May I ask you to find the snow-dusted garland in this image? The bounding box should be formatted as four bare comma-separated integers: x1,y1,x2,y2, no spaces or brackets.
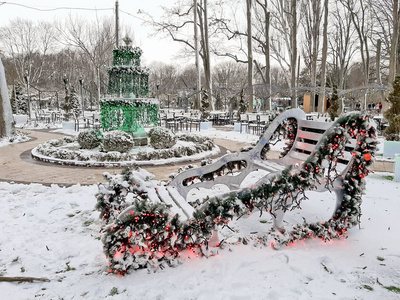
99,98,159,106
107,65,150,76
33,134,215,164
97,113,377,275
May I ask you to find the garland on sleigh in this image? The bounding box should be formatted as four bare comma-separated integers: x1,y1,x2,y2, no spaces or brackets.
96,113,377,275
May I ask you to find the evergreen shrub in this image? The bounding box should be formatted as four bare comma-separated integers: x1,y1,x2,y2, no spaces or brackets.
148,127,176,149
103,130,134,153
77,129,103,149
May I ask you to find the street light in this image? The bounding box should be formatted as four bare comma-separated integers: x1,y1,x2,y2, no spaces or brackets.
23,71,31,119
79,76,84,117
63,74,68,87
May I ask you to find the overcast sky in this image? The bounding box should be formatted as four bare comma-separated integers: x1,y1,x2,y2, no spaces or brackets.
0,0,182,64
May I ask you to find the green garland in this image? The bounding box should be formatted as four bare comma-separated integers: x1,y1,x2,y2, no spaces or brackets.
100,99,159,132
113,46,143,67
97,113,377,275
107,46,149,97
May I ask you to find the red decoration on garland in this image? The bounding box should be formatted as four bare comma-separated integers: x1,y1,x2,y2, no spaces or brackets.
363,153,372,161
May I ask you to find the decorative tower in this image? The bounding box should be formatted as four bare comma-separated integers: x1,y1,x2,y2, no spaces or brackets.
100,37,158,134
107,37,149,98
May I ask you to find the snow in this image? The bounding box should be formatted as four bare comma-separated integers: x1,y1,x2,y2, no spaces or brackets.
197,127,260,144
1,172,400,299
0,131,30,148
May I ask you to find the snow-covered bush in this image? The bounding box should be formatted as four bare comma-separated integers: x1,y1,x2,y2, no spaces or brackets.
135,142,214,161
77,129,103,149
102,131,135,153
148,127,176,149
176,133,214,148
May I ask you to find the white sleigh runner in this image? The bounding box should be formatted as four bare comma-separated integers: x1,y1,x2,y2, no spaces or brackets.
97,109,378,275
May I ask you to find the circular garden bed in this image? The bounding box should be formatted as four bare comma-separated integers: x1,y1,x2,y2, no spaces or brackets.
31,128,219,167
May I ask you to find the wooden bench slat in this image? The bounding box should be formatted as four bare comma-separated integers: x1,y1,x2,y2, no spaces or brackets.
253,159,286,173
299,120,333,130
167,186,196,218
156,185,188,221
288,151,310,161
293,141,317,153
296,130,324,142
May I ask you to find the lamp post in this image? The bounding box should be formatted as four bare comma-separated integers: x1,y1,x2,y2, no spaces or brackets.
63,75,68,88
23,72,31,119
79,76,84,117
56,92,59,111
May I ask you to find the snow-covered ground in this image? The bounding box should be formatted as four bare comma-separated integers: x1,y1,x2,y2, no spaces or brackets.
1,171,399,299
0,131,30,148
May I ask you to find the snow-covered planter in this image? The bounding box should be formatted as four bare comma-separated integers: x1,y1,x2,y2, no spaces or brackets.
13,114,28,125
77,129,103,149
149,127,176,149
383,140,400,158
62,121,75,130
136,133,214,161
32,132,218,166
136,142,213,161
200,121,212,130
103,131,134,153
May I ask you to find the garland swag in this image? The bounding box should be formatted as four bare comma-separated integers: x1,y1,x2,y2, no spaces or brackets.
96,112,377,275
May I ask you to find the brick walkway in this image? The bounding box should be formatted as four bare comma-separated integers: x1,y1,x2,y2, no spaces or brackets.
0,130,248,186
0,129,393,186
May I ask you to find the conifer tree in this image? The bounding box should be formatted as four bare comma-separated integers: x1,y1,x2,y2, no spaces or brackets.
69,86,81,118
237,89,248,120
384,75,400,141
62,85,81,120
200,89,210,121
327,86,340,121
10,85,16,114
11,84,28,115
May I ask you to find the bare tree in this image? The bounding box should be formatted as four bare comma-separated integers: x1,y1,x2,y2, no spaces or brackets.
389,0,399,83
0,19,56,85
341,0,373,90
326,1,356,90
300,0,323,111
254,0,271,86
269,0,298,108
247,0,254,112
140,0,214,108
319,0,328,114
149,62,179,96
57,15,114,103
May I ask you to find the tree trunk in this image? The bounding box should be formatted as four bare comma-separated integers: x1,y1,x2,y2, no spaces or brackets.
194,0,201,109
311,0,321,112
247,0,254,112
0,57,14,138
320,0,329,114
376,39,382,85
265,9,270,85
290,0,297,108
203,0,213,110
389,0,399,83
96,66,101,106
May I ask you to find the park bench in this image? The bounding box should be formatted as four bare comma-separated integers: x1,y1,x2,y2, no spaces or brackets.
162,108,374,231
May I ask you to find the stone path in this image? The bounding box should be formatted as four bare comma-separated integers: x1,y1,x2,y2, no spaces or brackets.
0,130,249,186
0,129,393,186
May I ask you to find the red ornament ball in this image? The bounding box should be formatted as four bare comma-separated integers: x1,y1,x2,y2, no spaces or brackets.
363,153,372,161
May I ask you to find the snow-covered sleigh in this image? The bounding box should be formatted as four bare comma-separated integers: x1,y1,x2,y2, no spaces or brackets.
96,109,377,274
